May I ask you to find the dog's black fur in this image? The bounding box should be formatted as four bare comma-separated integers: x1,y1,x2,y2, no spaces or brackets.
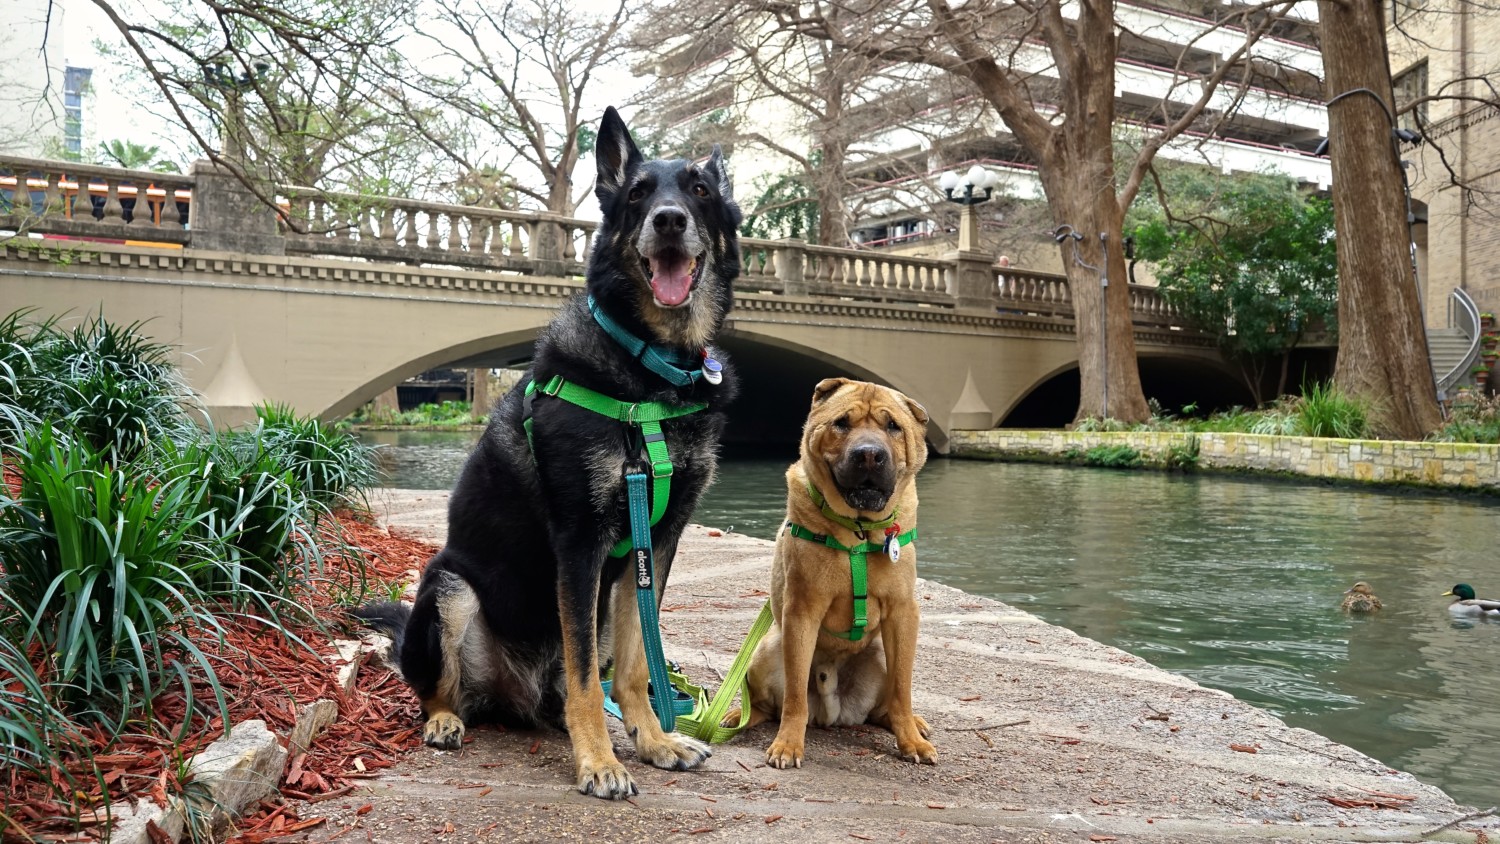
354,107,741,799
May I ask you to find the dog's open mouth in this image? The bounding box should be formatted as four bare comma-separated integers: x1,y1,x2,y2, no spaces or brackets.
641,250,707,308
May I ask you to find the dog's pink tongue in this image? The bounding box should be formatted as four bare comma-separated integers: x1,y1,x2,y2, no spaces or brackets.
648,258,694,306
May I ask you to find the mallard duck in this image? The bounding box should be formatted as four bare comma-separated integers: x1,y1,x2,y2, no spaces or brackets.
1341,581,1383,612
1443,584,1500,617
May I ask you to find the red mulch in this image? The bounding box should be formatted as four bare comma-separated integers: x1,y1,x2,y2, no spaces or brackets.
0,509,437,844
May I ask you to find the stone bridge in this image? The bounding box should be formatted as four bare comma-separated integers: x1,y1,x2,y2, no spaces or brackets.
0,155,1235,452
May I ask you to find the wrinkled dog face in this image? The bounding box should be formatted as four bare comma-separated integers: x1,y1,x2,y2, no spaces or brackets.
802,378,930,514
593,107,743,348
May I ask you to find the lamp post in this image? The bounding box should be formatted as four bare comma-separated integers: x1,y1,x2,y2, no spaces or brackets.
939,164,1000,252
202,60,269,163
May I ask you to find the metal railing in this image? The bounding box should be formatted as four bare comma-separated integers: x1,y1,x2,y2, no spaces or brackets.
1438,287,1483,396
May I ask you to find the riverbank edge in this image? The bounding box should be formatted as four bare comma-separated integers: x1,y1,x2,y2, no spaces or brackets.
949,429,1500,494
319,488,1485,843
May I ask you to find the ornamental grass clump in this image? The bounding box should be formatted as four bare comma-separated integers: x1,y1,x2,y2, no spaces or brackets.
253,403,378,509
0,309,384,825
0,427,242,723
1294,380,1370,440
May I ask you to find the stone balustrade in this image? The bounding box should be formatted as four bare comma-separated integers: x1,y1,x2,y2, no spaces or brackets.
0,154,193,243
1,153,1186,325
279,187,597,274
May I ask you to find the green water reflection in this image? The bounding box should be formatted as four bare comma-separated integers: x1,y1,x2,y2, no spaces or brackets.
361,431,1500,807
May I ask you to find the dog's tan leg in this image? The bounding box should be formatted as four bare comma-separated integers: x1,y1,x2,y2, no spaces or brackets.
559,590,634,799
765,601,820,769
420,698,465,750
610,580,712,770
875,603,936,764
421,581,476,750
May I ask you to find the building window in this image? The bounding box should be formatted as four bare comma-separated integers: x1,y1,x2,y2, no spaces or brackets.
63,66,92,158
1393,61,1427,133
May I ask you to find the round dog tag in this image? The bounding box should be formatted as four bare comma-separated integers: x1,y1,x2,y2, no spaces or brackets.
884,528,901,563
703,355,724,385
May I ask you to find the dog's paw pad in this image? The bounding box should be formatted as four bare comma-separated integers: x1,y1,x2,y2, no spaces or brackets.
900,738,937,765
765,737,804,770
577,759,637,800
423,713,465,750
638,732,712,771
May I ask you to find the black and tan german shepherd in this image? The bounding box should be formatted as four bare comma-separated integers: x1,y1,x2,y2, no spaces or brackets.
354,107,741,799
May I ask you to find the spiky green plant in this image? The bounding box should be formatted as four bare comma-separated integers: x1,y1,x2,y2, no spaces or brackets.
1295,381,1370,439
23,313,200,459
252,404,377,508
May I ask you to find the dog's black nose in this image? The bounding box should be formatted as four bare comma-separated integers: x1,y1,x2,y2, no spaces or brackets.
652,206,688,235
852,444,887,469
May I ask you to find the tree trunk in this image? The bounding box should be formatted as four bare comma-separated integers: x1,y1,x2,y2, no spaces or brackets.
1318,0,1442,438
1042,175,1151,422
814,140,848,247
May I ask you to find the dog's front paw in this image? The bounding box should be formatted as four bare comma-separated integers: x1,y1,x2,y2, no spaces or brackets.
913,713,931,738
765,734,804,769
422,712,465,750
898,735,937,765
635,731,712,771
576,757,638,800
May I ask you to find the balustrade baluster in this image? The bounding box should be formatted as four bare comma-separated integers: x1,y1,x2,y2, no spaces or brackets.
359,206,375,240
424,210,440,250
395,205,413,247
377,206,396,244
9,169,33,217
101,180,123,224
562,223,577,262
42,172,62,220
162,184,185,228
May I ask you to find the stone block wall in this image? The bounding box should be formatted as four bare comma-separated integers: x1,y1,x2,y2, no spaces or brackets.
950,430,1500,492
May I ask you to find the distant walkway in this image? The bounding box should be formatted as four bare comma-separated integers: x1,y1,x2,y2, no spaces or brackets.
297,489,1488,843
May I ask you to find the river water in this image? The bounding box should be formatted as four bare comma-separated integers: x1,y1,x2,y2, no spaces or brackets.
361,430,1500,807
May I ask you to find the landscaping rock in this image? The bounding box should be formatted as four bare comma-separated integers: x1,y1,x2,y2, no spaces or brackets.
288,699,339,757
104,720,285,843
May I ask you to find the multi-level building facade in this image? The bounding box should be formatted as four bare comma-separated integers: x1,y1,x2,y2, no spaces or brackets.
636,2,1332,274
1388,0,1500,326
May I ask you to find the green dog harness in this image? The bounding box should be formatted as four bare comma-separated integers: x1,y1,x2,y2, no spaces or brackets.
523,374,705,558
785,484,917,642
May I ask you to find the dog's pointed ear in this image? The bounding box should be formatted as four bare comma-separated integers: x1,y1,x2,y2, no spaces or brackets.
705,144,733,198
596,106,643,203
812,378,854,407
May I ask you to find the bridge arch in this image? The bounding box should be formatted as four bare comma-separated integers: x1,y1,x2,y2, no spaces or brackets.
716,327,943,449
999,350,1258,427
323,328,544,419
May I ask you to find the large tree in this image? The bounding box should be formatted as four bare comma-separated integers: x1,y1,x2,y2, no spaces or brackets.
1131,169,1338,404
731,0,1307,422
398,0,631,215
89,0,439,215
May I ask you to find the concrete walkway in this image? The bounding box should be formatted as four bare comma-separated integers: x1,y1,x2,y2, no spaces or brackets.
303,489,1492,843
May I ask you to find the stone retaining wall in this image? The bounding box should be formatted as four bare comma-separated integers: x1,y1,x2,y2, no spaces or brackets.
950,429,1500,492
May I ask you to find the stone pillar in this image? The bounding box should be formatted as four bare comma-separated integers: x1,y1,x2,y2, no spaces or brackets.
957,202,981,252
470,369,492,419
775,239,808,296
188,159,285,255
945,247,997,313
